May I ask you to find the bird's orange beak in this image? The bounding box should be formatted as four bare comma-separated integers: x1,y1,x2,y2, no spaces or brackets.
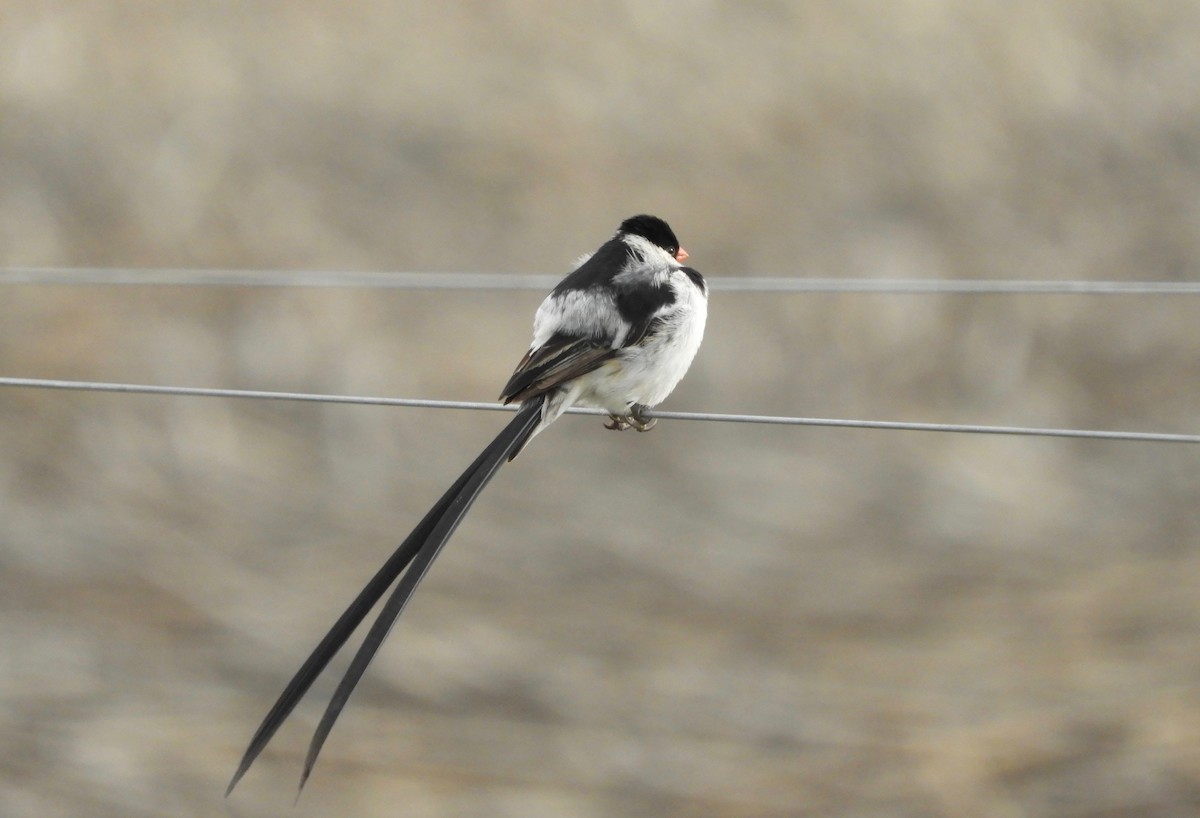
675,247,689,262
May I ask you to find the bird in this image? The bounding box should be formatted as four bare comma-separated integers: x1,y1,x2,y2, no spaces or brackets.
226,214,707,795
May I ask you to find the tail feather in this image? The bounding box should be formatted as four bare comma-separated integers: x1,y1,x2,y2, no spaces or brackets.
227,398,544,797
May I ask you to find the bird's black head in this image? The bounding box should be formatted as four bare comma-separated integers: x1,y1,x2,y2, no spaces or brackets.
619,214,682,259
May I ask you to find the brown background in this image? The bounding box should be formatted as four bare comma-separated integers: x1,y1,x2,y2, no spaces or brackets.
2,3,1199,816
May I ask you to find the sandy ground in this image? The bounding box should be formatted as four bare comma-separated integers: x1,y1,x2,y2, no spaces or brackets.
2,3,1199,816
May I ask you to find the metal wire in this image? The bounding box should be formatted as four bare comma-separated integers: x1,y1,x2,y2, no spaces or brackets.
4,267,1200,294
2,377,1195,444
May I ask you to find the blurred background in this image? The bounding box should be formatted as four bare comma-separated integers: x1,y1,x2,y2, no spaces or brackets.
2,3,1199,816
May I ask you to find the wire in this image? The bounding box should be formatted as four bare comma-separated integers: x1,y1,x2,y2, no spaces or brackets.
3,267,1200,294
2,377,1196,444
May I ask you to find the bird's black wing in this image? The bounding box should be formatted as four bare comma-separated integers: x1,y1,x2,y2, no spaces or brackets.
499,332,616,404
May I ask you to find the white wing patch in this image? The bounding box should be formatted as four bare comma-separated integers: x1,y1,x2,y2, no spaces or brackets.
529,288,631,350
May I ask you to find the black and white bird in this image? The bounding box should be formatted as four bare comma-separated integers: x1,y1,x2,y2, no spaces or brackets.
227,214,707,795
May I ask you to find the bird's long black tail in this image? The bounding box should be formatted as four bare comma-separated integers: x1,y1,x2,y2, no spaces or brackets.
227,397,544,796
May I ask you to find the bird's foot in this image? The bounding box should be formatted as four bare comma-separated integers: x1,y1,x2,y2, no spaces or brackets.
605,414,631,431
605,406,656,432
629,405,657,432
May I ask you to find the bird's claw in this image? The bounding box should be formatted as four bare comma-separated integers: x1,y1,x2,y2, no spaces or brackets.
604,408,657,433
605,414,631,431
631,415,656,432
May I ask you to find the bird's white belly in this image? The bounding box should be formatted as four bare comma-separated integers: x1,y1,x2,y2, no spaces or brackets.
580,287,707,412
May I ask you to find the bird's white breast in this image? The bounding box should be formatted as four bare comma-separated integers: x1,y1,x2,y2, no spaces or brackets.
621,269,707,407
571,268,707,413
